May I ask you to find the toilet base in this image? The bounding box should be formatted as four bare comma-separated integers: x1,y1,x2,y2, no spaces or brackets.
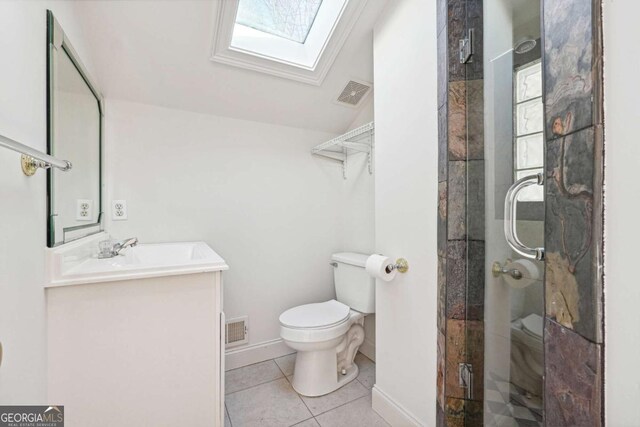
291,351,360,397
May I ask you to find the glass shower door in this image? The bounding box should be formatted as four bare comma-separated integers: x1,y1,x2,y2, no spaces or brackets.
466,0,545,425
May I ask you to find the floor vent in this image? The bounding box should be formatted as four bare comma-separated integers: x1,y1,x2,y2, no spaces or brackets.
225,316,249,348
336,79,372,107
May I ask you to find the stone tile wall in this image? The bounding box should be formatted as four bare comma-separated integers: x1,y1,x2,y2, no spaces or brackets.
435,0,605,424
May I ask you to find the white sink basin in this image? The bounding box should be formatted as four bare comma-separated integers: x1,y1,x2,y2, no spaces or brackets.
47,237,228,287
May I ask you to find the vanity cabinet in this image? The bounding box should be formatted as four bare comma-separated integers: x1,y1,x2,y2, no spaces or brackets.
46,239,227,427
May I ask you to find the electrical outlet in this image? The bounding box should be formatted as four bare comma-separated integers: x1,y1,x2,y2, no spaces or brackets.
76,199,93,221
112,200,128,220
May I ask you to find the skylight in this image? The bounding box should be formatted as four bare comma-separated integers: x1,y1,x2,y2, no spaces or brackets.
236,0,323,44
210,0,365,85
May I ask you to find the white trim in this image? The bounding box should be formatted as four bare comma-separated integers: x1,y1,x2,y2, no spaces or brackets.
225,338,294,371
359,338,376,362
210,0,368,86
372,386,423,427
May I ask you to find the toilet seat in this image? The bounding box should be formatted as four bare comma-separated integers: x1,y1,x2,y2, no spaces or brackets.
521,313,543,340
280,300,350,330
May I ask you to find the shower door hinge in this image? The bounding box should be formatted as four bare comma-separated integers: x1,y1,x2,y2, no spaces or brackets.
459,363,474,400
459,29,474,64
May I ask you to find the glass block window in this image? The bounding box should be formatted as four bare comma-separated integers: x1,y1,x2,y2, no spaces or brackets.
514,61,544,202
236,0,323,44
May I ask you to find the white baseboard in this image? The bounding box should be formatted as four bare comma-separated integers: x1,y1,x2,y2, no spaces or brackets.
225,338,294,371
372,385,422,427
359,338,375,362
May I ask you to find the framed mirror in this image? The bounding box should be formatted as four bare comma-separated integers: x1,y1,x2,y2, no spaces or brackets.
47,10,103,247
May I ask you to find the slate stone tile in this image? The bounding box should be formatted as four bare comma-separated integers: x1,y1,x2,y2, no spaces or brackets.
448,82,466,161
436,402,445,427
466,0,484,80
438,181,448,257
438,256,447,332
467,240,485,321
438,104,448,181
445,320,466,399
467,160,484,240
445,396,465,427
545,126,600,343
447,0,466,81
466,320,484,402
464,399,483,427
466,80,484,160
444,397,482,427
438,31,448,109
437,330,446,409
447,161,466,240
544,319,603,426
446,241,466,320
543,0,593,139
446,81,483,162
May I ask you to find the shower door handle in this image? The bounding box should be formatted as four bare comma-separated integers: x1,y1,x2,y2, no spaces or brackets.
504,173,545,261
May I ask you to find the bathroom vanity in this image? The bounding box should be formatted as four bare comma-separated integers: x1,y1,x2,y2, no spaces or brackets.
45,233,228,427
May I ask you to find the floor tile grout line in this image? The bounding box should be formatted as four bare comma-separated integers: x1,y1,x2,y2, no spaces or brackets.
227,356,378,425
276,356,372,420
225,374,285,396
226,357,290,374
311,393,372,419
274,356,315,421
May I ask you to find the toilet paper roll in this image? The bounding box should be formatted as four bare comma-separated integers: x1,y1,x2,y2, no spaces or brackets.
504,258,540,289
366,254,397,282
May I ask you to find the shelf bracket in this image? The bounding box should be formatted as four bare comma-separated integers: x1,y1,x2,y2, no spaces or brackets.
310,122,375,180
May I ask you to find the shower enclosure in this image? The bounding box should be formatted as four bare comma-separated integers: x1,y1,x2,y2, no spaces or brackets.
479,0,546,424
434,0,605,423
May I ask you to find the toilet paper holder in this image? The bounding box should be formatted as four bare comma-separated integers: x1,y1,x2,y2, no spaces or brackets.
386,258,409,274
492,260,522,280
333,257,409,274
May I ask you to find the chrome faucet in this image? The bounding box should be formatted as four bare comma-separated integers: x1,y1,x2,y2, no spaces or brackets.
98,237,138,258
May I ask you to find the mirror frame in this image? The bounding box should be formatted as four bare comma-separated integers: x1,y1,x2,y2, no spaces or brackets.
46,10,104,247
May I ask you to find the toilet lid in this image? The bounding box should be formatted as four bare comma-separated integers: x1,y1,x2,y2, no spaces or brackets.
521,313,543,338
279,300,350,329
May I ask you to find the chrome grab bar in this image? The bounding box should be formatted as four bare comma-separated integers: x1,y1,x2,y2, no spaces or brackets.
504,173,545,261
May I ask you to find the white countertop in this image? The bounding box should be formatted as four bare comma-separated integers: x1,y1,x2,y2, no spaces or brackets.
46,238,228,288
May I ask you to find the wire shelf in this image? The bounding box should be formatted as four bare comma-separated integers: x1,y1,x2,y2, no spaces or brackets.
311,121,374,179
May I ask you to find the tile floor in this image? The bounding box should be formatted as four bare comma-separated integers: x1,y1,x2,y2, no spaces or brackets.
484,372,543,427
224,352,387,427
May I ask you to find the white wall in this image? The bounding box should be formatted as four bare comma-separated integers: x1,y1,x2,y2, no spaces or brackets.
342,99,376,358
603,0,640,424
372,0,438,425
105,99,376,361
0,1,95,404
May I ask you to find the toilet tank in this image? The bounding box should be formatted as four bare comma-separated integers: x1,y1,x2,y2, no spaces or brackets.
331,252,375,314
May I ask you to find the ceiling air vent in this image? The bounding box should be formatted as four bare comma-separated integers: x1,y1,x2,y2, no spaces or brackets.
226,316,249,348
336,79,372,107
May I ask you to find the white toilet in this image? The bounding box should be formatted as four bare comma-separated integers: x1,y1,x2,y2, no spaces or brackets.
510,312,543,396
279,252,374,397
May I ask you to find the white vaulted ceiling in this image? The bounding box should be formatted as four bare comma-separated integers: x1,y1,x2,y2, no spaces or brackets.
73,0,388,134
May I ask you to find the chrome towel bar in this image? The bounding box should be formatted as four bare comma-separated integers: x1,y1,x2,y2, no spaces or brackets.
0,132,72,175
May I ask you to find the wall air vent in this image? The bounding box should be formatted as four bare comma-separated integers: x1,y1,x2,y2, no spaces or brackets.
336,79,372,107
225,316,249,348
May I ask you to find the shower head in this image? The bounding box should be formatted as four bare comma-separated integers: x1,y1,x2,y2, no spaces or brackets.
514,37,537,54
